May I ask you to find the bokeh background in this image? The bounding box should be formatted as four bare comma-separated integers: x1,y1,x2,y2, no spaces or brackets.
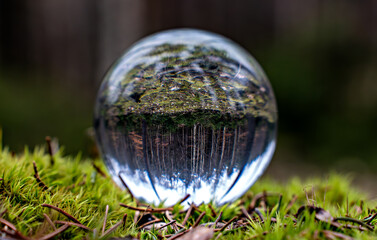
1,1,376,194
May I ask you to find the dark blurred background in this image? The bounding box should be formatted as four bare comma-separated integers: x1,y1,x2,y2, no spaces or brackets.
1,1,376,192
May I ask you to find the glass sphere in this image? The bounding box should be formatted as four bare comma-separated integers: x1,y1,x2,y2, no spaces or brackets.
94,29,277,206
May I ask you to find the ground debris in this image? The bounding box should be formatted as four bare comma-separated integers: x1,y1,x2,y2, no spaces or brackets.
295,205,335,223
176,226,214,240
45,136,56,166
294,205,375,232
120,203,173,213
322,230,354,240
109,237,139,240
32,161,49,191
364,212,377,224
39,225,70,240
92,162,107,178
41,204,82,224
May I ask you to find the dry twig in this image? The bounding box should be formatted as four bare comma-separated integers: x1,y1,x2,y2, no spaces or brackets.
0,209,7,218
55,221,92,231
33,161,49,191
40,224,70,240
182,204,194,226
218,216,237,232
322,230,354,240
249,192,278,211
208,204,217,217
102,205,109,235
192,212,206,228
166,230,189,240
334,217,374,231
138,218,161,229
100,213,127,238
214,211,223,227
170,194,190,207
45,136,54,165
165,210,184,229
0,218,17,231
240,206,252,221
41,204,82,224
120,203,173,213
43,214,56,230
92,162,107,178
285,195,298,213
366,212,377,225
118,172,139,204
156,220,176,230
1,228,31,240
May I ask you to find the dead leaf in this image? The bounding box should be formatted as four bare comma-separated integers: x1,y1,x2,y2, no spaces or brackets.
142,222,166,231
295,205,341,228
314,208,333,223
177,227,214,240
322,230,354,240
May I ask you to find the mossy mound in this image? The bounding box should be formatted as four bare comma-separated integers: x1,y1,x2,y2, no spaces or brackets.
0,143,376,239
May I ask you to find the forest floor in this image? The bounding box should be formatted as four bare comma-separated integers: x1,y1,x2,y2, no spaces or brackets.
0,144,377,240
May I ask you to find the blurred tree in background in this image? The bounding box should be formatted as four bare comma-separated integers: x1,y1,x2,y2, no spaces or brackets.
0,1,376,187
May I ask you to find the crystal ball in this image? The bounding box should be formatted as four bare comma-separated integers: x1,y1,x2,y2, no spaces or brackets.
94,29,277,206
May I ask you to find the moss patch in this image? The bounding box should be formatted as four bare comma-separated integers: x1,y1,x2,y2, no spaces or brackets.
0,145,376,239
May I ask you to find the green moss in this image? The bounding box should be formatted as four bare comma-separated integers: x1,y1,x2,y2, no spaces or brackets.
100,43,276,127
148,44,187,56
0,144,376,239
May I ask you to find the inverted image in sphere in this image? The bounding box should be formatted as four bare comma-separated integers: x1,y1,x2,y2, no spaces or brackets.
94,29,277,206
